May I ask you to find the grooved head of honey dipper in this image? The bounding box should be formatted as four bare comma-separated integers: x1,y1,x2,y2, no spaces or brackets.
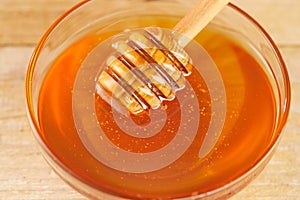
95,27,194,115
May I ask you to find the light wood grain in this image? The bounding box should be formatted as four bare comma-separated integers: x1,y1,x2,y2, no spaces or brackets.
0,0,299,199
173,0,230,46
0,0,79,46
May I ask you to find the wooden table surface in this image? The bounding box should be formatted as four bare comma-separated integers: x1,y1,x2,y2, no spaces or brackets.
0,0,299,199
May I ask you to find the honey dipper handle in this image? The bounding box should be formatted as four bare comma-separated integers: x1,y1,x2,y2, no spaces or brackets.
173,0,230,47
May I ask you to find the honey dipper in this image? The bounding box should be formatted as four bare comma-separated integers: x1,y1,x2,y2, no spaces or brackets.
96,0,230,114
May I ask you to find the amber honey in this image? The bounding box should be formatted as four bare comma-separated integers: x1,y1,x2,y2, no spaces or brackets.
37,16,276,199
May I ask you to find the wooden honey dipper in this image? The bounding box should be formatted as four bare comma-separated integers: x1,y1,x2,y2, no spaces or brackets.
96,0,230,114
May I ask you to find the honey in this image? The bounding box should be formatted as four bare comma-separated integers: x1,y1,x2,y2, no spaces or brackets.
37,16,276,199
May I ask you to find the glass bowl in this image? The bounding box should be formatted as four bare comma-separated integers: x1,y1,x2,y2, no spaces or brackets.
25,0,291,199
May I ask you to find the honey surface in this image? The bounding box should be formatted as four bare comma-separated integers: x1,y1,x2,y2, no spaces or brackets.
38,16,276,199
